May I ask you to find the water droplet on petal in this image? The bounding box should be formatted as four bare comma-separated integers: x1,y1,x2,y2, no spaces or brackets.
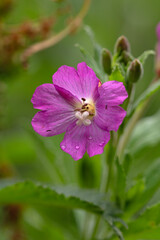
75,145,80,150
61,145,66,150
88,136,92,140
99,141,105,147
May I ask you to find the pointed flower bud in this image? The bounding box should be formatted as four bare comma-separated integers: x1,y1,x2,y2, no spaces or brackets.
127,59,143,83
155,23,160,78
114,36,130,56
102,48,112,75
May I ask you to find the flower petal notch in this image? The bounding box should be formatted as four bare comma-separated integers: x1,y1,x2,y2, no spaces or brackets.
31,62,128,160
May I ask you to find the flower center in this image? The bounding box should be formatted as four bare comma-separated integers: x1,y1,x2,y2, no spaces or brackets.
75,98,95,126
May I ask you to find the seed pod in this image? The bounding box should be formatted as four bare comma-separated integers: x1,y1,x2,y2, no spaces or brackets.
102,48,112,75
127,59,143,83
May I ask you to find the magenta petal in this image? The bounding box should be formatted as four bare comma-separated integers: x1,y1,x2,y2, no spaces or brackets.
54,84,81,106
60,123,87,160
86,122,110,157
52,62,99,100
77,62,99,100
98,81,128,106
52,65,82,97
31,108,75,137
31,83,74,110
95,105,126,132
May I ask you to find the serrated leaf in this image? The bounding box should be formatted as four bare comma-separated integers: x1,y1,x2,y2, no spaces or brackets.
109,64,125,83
0,180,114,215
138,50,155,65
75,43,104,80
131,80,160,114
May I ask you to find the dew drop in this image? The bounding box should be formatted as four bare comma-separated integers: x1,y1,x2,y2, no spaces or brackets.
61,145,66,150
75,145,80,150
88,136,92,140
99,141,105,146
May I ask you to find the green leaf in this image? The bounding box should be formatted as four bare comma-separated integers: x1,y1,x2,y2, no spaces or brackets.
138,50,155,65
124,228,160,240
115,158,126,208
124,158,160,218
123,153,132,176
147,187,160,207
0,180,113,215
131,80,160,114
123,203,160,239
128,111,160,153
109,63,125,83
83,25,102,64
105,217,125,240
75,43,104,80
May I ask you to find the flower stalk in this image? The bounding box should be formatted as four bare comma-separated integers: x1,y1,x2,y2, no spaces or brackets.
116,99,149,161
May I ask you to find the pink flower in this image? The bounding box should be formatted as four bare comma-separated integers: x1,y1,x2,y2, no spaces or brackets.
31,62,128,160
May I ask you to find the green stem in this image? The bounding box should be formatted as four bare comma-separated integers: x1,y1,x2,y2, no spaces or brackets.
89,216,101,239
116,100,149,161
105,133,115,193
90,134,115,240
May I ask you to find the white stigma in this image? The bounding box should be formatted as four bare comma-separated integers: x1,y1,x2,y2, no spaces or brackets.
75,111,91,126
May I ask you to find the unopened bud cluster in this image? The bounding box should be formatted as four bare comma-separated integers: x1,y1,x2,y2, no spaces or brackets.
101,35,144,85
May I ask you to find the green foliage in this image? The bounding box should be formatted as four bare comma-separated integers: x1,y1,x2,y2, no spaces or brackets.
115,158,126,208
0,180,106,214
123,204,160,239
109,63,125,82
75,43,104,80
138,50,155,65
131,80,160,114
128,111,160,153
84,25,102,65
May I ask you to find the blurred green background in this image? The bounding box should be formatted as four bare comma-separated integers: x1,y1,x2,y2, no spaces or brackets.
0,0,160,239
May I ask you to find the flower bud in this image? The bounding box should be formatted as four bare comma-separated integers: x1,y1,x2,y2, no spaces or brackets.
102,48,112,75
114,36,130,56
127,59,143,83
